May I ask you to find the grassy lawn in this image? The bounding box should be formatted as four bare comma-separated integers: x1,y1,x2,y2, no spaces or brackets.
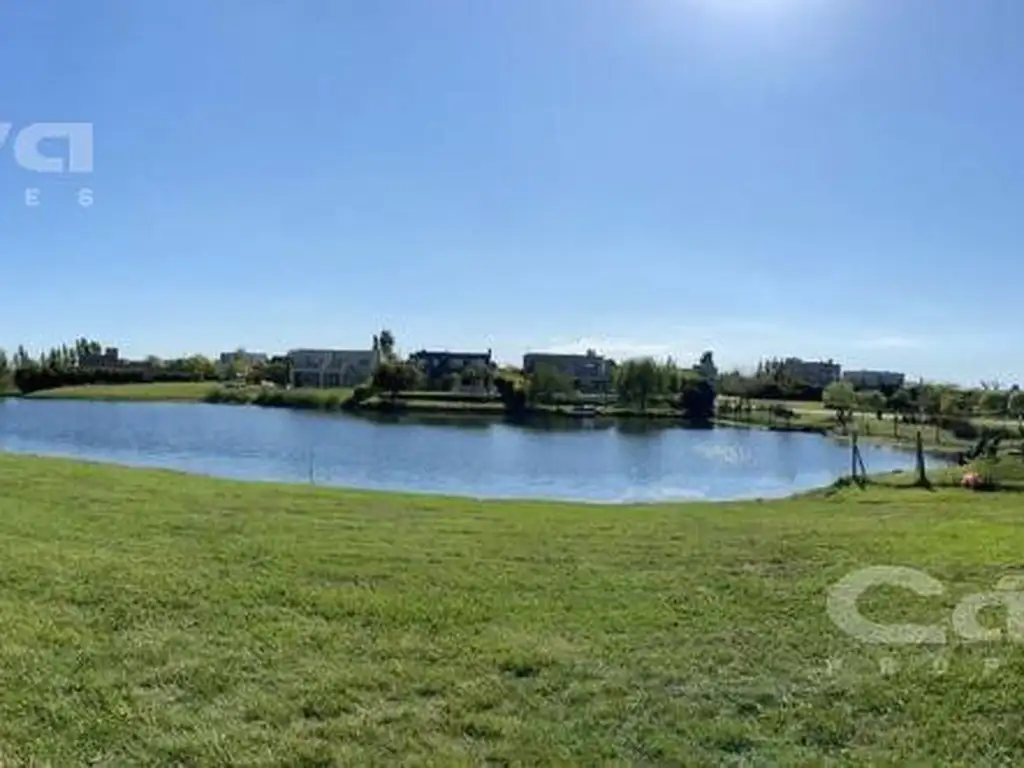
1,454,1024,763
26,381,219,402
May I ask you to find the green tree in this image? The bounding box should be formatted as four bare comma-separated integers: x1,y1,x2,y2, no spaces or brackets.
979,389,1009,417
178,355,217,380
858,389,887,419
823,381,857,432
527,364,575,405
378,329,396,362
372,359,422,399
662,357,682,395
0,349,9,390
615,358,664,411
1008,390,1024,424
939,388,967,424
679,374,716,422
495,373,527,413
696,350,717,381
14,345,31,369
248,357,290,387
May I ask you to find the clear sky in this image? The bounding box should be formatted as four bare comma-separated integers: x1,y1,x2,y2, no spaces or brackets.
1,0,1020,384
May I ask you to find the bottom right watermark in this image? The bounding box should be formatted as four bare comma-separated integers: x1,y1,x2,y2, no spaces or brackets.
825,566,1024,677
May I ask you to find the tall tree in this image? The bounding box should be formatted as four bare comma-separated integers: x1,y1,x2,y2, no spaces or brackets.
526,364,575,405
979,389,1009,417
1008,390,1024,425
823,381,857,432
615,358,663,411
378,329,396,361
372,359,421,399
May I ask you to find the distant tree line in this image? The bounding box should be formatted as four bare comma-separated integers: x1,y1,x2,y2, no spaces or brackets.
492,352,717,422
717,358,835,402
360,330,718,420
0,338,291,394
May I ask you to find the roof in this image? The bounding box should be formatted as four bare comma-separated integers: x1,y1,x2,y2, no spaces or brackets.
523,351,609,362
288,349,376,370
287,348,373,357
411,350,491,359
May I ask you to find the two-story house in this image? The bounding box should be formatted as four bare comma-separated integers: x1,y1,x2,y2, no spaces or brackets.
842,369,906,390
408,349,495,382
779,358,842,388
287,348,381,388
521,349,616,394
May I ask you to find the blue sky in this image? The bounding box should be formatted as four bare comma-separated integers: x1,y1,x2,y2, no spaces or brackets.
0,0,1021,384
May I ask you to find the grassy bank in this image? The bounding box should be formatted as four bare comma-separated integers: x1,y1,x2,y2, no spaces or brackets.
719,398,1024,457
204,385,355,411
0,453,1023,763
26,381,219,402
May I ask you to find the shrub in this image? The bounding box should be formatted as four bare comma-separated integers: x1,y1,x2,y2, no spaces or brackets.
204,387,253,405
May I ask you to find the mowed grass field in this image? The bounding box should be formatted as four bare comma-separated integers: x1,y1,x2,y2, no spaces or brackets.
26,381,219,402
1,454,1024,763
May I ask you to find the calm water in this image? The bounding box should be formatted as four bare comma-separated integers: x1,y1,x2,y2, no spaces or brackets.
0,399,923,502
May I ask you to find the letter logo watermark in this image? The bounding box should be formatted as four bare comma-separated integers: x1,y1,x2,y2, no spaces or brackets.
827,566,1024,645
827,566,947,645
0,121,93,208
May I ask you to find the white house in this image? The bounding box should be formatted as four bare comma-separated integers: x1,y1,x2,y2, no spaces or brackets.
287,348,380,388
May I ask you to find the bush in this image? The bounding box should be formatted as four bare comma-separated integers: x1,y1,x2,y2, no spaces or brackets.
204,387,253,405
252,388,350,411
15,366,205,395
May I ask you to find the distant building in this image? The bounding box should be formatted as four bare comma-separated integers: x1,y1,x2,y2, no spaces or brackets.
843,370,906,390
80,347,122,368
219,350,268,368
522,350,616,393
408,349,494,381
288,348,380,388
780,358,842,387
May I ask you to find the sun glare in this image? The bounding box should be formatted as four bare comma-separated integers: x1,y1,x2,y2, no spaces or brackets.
703,0,823,22
641,0,847,51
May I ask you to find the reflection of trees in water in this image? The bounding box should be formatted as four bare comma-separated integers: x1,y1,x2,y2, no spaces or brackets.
355,412,495,431
614,420,712,437
509,415,617,434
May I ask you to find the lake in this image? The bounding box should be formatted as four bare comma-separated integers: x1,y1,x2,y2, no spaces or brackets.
0,399,925,502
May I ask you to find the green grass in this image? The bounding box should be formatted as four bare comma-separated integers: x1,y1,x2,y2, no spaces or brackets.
720,398,1024,458
2,453,1024,763
26,381,219,402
